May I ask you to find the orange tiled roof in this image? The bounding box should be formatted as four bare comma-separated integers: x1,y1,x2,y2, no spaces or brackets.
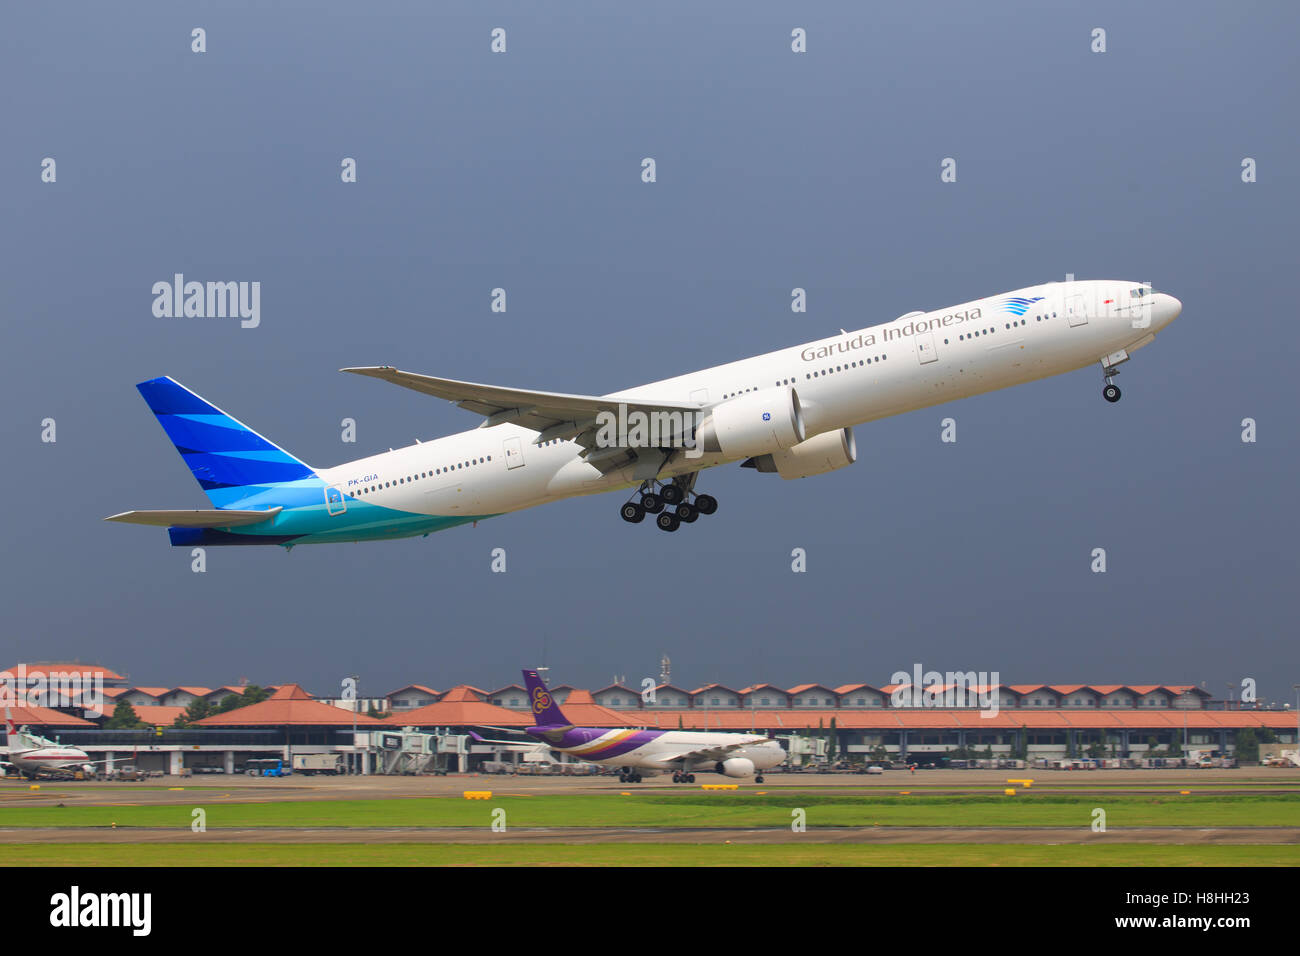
169,686,211,696
126,687,170,698
603,709,1298,732
6,704,96,727
4,663,126,681
384,685,528,727
387,684,440,698
195,686,384,727
131,705,185,726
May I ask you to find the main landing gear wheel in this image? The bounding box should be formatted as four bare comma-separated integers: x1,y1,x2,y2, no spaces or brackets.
622,477,716,529
755,775,765,783
1103,383,1122,403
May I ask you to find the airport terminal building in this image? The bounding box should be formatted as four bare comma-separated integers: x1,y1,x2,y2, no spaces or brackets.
4,662,1296,774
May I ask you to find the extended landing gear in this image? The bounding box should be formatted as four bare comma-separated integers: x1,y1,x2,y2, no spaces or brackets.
620,477,719,531
1099,352,1128,403
618,771,643,783
671,772,696,783
755,775,764,783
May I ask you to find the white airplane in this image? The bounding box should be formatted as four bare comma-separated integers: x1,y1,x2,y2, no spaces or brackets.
107,279,1181,544
519,670,785,783
4,711,96,779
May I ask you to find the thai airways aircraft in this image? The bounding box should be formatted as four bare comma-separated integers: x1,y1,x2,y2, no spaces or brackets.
4,711,95,779
520,670,784,783
107,280,1180,545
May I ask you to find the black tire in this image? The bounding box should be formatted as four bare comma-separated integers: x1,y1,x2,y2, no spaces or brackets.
641,493,664,514
687,774,695,783
1103,384,1121,403
694,494,718,515
676,502,697,523
755,775,764,783
661,484,683,505
620,501,645,523
656,511,680,532
618,773,626,783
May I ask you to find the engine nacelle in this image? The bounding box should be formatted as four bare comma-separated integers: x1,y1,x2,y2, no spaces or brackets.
717,757,756,778
744,427,857,480
697,387,805,459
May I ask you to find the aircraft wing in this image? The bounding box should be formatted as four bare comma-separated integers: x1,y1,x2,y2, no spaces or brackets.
103,507,283,528
341,366,703,471
648,738,768,765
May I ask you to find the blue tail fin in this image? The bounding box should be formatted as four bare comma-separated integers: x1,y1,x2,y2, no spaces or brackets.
522,669,570,726
136,377,316,506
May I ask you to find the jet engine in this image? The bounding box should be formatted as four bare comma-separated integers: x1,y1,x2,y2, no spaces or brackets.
717,757,756,778
696,387,805,459
742,427,856,479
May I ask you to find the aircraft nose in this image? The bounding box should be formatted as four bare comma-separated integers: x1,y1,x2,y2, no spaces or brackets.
1158,293,1182,327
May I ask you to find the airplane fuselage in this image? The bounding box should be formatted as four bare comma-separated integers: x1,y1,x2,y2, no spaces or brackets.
527,725,785,777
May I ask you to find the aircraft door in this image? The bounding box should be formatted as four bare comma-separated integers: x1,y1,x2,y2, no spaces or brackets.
503,436,525,470
1065,294,1088,327
915,330,938,364
324,485,346,516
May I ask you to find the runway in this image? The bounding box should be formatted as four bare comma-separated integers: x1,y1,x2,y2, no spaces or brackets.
2,825,1297,845
3,767,1296,809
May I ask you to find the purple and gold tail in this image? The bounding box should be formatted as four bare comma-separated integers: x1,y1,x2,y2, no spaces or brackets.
522,669,570,727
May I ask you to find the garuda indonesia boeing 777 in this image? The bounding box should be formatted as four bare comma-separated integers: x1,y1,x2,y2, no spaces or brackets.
107,280,1181,546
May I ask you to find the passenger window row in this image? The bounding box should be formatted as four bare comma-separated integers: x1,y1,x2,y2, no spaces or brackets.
351,455,493,498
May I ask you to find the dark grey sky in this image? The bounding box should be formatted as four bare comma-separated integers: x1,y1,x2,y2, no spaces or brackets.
3,2,1296,703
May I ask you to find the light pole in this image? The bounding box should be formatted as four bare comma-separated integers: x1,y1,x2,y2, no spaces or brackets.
350,674,359,776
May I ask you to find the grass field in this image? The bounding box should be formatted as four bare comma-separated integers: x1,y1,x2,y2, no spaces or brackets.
3,791,1299,829
1,842,1297,866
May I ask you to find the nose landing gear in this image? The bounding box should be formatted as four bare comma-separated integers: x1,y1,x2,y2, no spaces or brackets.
1099,351,1129,403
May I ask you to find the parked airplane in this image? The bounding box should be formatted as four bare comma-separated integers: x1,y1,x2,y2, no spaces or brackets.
4,711,96,779
107,279,1180,545
519,669,784,783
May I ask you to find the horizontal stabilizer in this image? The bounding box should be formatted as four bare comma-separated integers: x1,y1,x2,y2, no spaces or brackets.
104,507,283,528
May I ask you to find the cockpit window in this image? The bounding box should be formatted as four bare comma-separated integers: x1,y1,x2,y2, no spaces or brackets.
1129,287,1152,298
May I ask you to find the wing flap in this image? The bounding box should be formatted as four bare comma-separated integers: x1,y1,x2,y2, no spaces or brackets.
104,507,283,528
